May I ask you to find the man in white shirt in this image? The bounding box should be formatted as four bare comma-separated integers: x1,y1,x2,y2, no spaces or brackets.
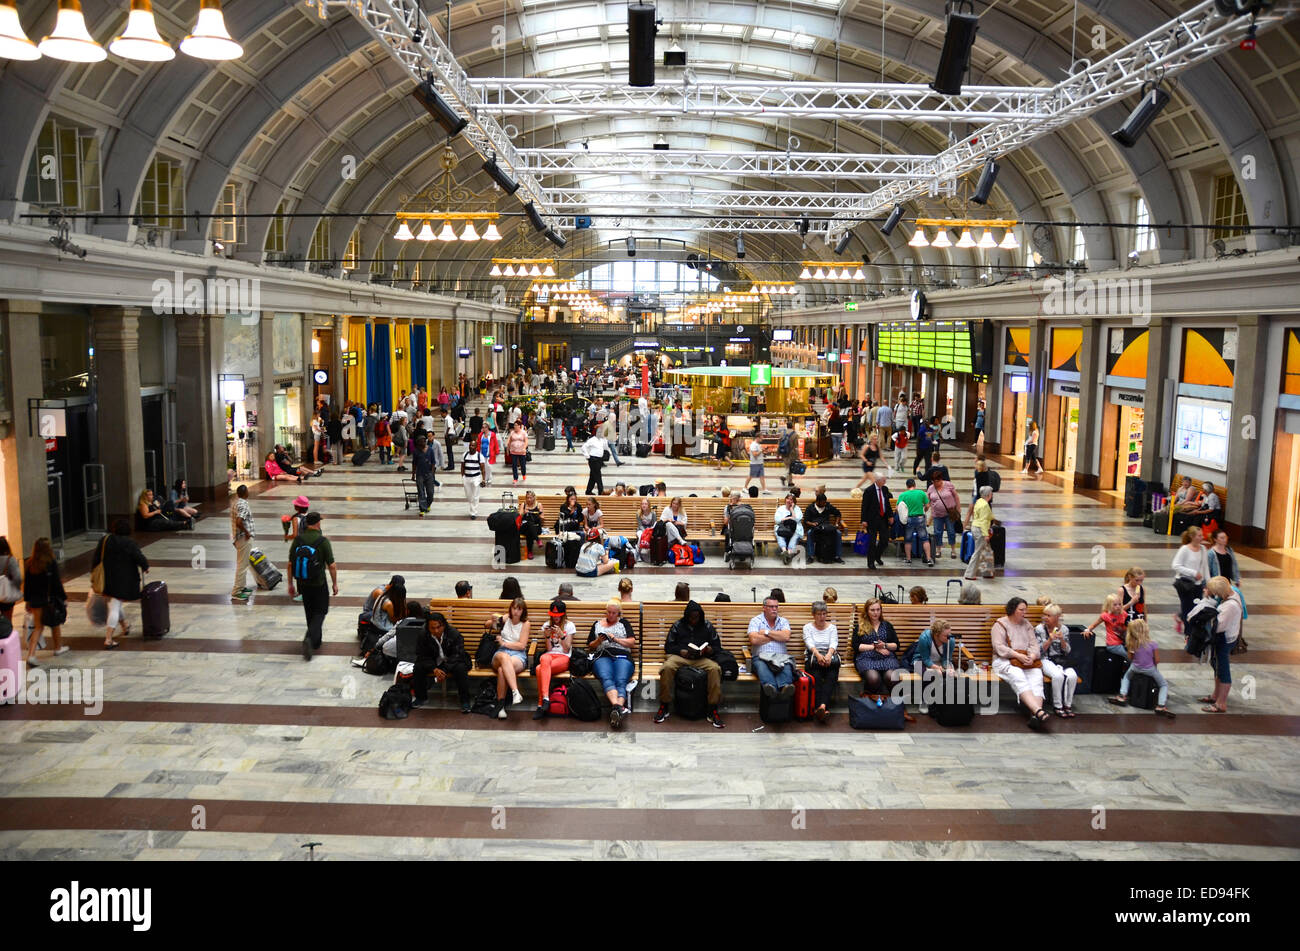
582,432,609,495
747,597,795,699
460,442,488,519
875,401,893,431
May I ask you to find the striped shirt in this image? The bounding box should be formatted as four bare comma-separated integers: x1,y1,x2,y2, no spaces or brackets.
462,447,486,479
231,497,254,539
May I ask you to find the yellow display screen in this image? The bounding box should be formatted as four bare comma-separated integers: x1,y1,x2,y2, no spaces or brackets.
876,322,974,373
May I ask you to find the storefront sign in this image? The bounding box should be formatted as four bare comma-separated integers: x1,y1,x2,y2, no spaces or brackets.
729,336,751,343
840,353,851,364
750,364,773,385
1009,375,1029,394
457,348,472,358
844,302,858,312
1052,381,1081,397
44,438,57,453
1109,389,1145,407
633,341,658,348
481,336,496,345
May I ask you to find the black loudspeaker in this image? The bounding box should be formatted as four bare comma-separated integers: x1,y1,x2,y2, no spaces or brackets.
628,5,657,87
931,5,979,96
523,201,546,232
880,203,904,236
972,158,1000,205
412,79,467,137
1111,84,1171,148
834,232,852,256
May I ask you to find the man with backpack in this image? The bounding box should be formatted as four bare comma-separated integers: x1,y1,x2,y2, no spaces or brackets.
411,436,439,516
287,512,338,660
653,600,725,729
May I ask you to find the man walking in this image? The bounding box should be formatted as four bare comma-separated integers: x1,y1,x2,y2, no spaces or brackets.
859,471,894,571
778,419,799,487
582,429,609,496
897,477,933,567
287,512,338,660
230,483,254,603
461,437,488,519
411,435,438,517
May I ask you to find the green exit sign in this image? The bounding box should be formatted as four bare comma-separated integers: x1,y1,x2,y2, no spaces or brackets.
481,335,496,345
749,364,772,385
844,302,858,312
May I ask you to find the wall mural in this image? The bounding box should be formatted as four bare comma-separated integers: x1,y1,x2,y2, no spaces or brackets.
221,314,259,379
273,313,303,376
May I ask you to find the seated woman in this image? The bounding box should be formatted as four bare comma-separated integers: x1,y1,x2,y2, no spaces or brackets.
532,600,575,719
136,489,188,531
1035,603,1079,717
852,598,901,693
490,597,531,719
168,479,200,522
575,528,619,578
1155,476,1198,524
583,496,605,536
660,496,688,547
519,491,545,560
363,575,407,639
555,487,583,534
992,597,1050,730
275,445,321,477
264,452,304,484
773,493,804,564
635,497,657,532
802,600,840,723
588,599,637,728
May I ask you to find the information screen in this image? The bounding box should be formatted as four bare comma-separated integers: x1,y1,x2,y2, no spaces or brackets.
1173,396,1231,471
875,321,975,373
771,329,794,341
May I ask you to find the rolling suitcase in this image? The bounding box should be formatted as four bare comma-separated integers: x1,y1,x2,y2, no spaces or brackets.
635,443,651,457
960,530,975,564
140,580,170,638
351,449,371,466
651,533,669,566
543,434,556,451
1092,646,1128,695
249,548,282,591
793,671,816,720
674,664,709,720
545,536,567,569
990,523,1006,567
1126,671,1159,709
0,628,20,704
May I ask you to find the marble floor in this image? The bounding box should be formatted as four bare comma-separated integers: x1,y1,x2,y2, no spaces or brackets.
2,402,1298,860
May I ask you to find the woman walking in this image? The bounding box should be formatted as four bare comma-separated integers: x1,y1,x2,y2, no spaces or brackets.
92,519,150,650
22,537,66,666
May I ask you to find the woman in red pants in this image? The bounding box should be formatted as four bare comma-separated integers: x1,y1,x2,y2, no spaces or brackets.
532,600,575,719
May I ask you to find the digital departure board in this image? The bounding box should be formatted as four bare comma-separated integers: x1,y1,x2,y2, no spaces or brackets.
875,321,975,373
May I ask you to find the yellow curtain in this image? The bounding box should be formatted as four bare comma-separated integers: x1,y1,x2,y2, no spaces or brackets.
393,320,410,409
347,317,367,405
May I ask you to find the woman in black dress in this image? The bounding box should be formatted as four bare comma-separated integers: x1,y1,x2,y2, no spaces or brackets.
852,598,901,693
23,537,66,666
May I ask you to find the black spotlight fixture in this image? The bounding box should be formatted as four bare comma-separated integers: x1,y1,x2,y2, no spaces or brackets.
523,201,546,232
1111,81,1172,148
798,216,810,237
881,203,904,236
412,77,467,138
735,235,746,259
628,4,657,87
931,0,979,97
545,228,567,249
627,236,637,257
972,157,1000,205
685,253,698,270
834,232,853,256
482,154,520,195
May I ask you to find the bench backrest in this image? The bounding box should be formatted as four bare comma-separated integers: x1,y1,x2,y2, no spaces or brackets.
531,494,872,536
1169,474,1227,510
425,599,640,668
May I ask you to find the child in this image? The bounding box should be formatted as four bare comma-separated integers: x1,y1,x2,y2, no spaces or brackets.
891,426,909,472
1108,618,1175,717
1083,593,1128,658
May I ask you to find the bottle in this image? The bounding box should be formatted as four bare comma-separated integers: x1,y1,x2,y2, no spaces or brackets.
709,519,717,536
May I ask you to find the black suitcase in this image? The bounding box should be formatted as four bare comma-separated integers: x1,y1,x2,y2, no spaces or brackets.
848,694,906,730
1061,625,1095,695
674,664,709,720
249,548,282,591
543,434,556,451
141,580,170,638
487,510,522,564
635,443,651,457
928,675,975,726
564,537,582,568
650,533,669,566
990,523,1006,567
1092,646,1129,695
759,687,794,724
1127,671,1159,709
812,528,838,564
351,449,371,466
545,536,566,568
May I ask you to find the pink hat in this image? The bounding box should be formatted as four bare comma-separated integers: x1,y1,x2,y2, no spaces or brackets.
294,495,310,509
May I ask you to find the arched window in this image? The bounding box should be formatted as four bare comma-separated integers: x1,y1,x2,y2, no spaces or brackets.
579,261,720,293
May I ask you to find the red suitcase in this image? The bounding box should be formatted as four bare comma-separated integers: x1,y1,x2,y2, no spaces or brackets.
0,629,21,704
141,580,170,638
793,670,816,720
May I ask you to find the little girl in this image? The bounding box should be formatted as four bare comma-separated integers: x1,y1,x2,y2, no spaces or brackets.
1107,618,1176,718
1084,594,1129,659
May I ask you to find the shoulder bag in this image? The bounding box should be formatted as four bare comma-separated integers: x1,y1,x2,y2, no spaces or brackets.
90,537,109,595
0,556,20,603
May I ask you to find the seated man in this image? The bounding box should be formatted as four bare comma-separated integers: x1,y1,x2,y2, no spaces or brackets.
748,596,796,699
412,610,472,713
653,600,725,728
801,492,845,563
274,444,322,478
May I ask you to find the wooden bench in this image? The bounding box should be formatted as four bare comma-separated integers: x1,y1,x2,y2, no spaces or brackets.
1158,475,1227,534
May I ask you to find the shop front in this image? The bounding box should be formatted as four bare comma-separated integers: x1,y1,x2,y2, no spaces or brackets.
1267,326,1300,549
1042,327,1081,476
1098,327,1152,493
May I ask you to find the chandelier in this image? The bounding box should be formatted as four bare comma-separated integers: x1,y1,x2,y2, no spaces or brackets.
490,258,556,278
799,262,868,281
905,218,1019,250
393,146,501,243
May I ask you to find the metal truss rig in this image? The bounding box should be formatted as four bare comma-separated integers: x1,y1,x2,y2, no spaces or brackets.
468,78,1056,123
544,186,919,214
528,149,931,180
305,0,557,229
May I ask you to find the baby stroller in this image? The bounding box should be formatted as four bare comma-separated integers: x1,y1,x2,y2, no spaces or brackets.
726,504,756,570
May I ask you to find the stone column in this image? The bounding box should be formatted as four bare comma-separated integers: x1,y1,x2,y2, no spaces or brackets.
174,315,227,503
1074,318,1103,490
1139,315,1172,486
1225,315,1268,545
0,301,52,556
257,312,276,463
332,315,345,399
91,306,147,521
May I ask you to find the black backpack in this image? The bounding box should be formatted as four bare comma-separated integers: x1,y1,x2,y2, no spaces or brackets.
363,648,395,676
565,679,602,721
713,648,739,681
987,469,1002,492
378,684,411,720
470,680,500,717
1184,602,1217,657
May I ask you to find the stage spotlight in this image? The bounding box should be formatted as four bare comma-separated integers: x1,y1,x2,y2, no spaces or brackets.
523,201,546,232
412,77,467,138
627,236,637,256
834,232,853,256
545,228,567,249
972,157,999,205
931,0,979,96
798,216,810,237
482,154,520,195
880,204,904,237
735,235,746,259
1111,81,1171,148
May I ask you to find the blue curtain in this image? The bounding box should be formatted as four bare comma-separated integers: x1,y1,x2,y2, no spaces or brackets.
365,321,377,408
411,323,427,393
372,321,392,411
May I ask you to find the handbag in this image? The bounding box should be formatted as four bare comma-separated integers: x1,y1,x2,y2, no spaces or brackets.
475,623,501,669
90,537,108,595
45,597,68,628
0,557,20,603
853,531,870,556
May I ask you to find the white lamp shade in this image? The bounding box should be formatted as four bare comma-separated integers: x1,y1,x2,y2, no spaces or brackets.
931,229,952,248
503,264,515,276
180,0,242,61
40,1,106,62
813,268,825,280
489,264,501,276
543,264,556,277
416,221,436,241
483,222,501,241
999,230,1019,250
436,221,457,241
529,264,542,277
908,228,929,248
460,221,480,241
956,229,977,248
393,222,414,241
978,229,998,249
109,1,175,61
799,267,811,279
853,268,866,280
0,3,42,60
839,268,853,280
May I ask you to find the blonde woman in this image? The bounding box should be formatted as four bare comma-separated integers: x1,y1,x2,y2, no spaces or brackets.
1108,618,1175,717
660,496,688,547
1035,603,1079,717
1022,421,1043,474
